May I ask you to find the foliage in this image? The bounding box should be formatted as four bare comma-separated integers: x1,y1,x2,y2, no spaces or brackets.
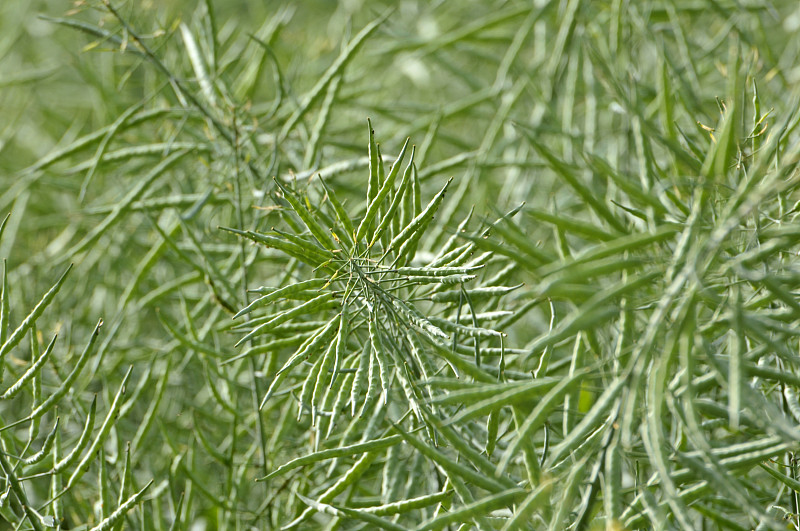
3,0,800,529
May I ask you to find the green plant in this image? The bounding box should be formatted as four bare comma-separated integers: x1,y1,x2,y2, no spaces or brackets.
0,214,152,529
222,125,526,528
3,0,800,529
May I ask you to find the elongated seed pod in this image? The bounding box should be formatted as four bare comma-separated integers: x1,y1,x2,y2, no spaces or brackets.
370,148,415,247
411,158,421,217
327,371,355,438
319,176,356,245
417,488,528,531
350,340,371,416
369,318,391,404
312,333,338,423
87,480,153,531
0,264,72,361
359,345,379,417
259,434,403,481
391,298,448,339
315,382,339,444
419,405,506,483
434,208,474,262
427,243,473,268
332,298,349,386
375,143,386,188
395,265,483,277
273,178,337,250
357,139,410,243
51,427,63,523
223,335,309,365
66,367,133,490
235,293,337,346
381,443,400,502
427,316,503,338
117,443,132,509
431,284,523,304
429,379,553,407
220,227,332,269
299,351,325,421
52,396,97,473
27,320,102,422
1,334,58,399
21,418,59,466
438,244,475,268
386,177,452,259
260,318,339,408
485,410,499,457
404,274,476,286
235,278,327,318
396,362,423,421
293,493,406,531
392,425,508,493
367,119,380,207
400,175,453,265
400,165,414,234
282,451,380,530
363,488,453,516
0,213,8,245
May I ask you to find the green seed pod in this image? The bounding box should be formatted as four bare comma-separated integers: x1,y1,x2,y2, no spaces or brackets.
357,139,410,243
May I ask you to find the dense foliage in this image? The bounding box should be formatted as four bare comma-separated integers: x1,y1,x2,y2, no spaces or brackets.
3,0,800,529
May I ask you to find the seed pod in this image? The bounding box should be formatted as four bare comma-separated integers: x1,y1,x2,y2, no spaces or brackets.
236,278,327,318
260,318,339,408
431,284,523,304
350,341,371,416
369,318,391,403
357,139,410,243
53,396,97,473
386,177,452,262
273,178,338,250
1,334,58,400
235,292,337,346
319,176,356,246
370,146,415,247
311,339,337,424
326,371,355,438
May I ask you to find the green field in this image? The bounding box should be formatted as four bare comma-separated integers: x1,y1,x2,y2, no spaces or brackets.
2,1,800,529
